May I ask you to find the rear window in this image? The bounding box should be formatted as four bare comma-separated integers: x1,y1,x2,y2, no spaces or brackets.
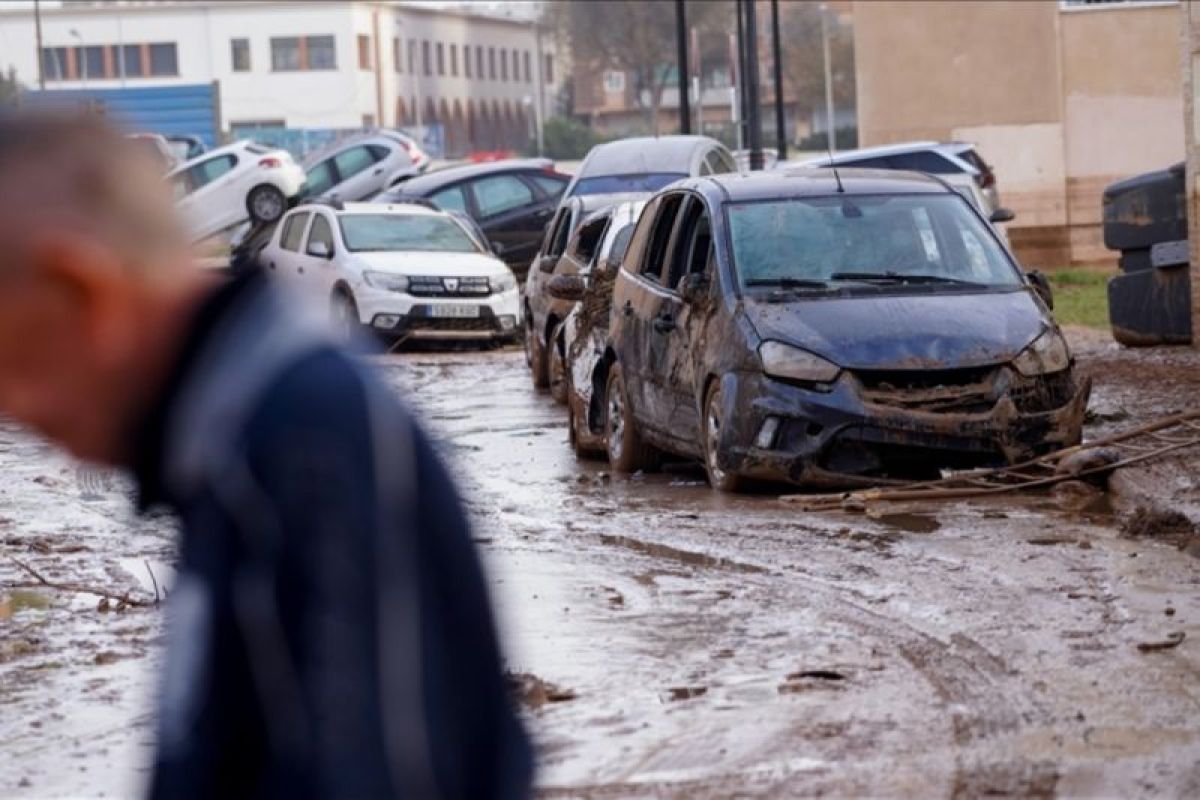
245,143,273,155
338,213,480,253
886,151,961,174
572,173,687,196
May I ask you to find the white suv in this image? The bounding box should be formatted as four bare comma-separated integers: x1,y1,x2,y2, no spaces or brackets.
302,131,431,202
261,201,521,342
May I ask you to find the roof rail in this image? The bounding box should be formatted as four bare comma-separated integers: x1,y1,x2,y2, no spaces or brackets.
298,195,344,211
382,196,440,211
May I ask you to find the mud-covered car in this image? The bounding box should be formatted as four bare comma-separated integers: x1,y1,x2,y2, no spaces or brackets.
591,169,1090,491
543,200,647,449
524,193,642,393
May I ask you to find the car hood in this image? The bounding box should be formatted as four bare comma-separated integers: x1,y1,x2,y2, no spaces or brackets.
352,251,509,276
743,289,1048,370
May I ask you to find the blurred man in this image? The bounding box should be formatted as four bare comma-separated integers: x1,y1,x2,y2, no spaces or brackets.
0,112,531,799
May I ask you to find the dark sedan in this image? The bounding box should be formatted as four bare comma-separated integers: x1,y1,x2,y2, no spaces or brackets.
563,135,736,199
374,158,570,275
588,169,1090,491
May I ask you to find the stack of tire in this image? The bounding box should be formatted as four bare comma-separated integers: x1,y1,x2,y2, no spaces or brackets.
1102,162,1192,345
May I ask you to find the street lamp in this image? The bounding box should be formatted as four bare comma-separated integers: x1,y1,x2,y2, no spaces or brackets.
69,28,87,88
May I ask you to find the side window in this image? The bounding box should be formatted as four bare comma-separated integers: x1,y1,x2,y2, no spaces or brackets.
704,149,735,175
887,151,960,174
837,156,891,170
306,214,335,256
664,198,711,290
366,144,392,161
606,222,636,266
531,173,568,199
187,154,237,192
547,209,572,258
471,174,534,217
568,217,608,265
618,196,661,273
280,212,310,252
431,185,468,214
640,194,686,284
305,159,337,196
333,146,376,181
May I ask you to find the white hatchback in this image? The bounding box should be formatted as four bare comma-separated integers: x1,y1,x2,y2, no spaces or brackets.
169,140,306,242
261,201,521,342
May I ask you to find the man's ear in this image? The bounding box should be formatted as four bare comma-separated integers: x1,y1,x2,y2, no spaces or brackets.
29,234,138,363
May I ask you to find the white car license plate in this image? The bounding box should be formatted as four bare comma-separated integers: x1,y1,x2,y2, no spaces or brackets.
429,305,480,319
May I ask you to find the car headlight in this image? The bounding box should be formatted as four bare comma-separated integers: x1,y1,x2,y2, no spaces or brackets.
363,271,409,293
758,341,841,384
490,273,517,293
1012,330,1070,376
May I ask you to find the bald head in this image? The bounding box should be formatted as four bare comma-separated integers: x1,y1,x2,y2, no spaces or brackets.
0,111,187,280
0,111,214,463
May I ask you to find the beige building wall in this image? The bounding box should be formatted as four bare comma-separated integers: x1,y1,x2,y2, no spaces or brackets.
853,0,1184,268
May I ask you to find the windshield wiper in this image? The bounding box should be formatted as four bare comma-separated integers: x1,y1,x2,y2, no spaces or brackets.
745,277,828,289
830,271,979,286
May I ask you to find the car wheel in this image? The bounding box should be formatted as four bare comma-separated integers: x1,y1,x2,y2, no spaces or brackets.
703,383,745,492
247,184,286,224
330,291,360,344
548,324,568,405
528,322,550,390
605,363,657,473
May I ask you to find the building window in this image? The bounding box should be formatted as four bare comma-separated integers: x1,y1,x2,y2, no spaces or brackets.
476,45,484,79
523,50,531,83
603,70,625,94
436,42,444,76
450,43,457,77
544,53,554,83
408,39,416,73
73,45,105,79
422,40,431,76
1060,0,1178,7
148,43,178,75
393,37,401,73
357,34,371,70
120,44,142,76
464,44,471,77
231,38,250,72
271,35,335,71
488,47,496,80
512,49,520,83
499,48,507,81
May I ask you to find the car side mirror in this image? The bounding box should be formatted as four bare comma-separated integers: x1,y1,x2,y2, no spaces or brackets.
679,272,711,304
538,254,559,274
989,207,1015,224
1026,270,1053,310
547,273,587,302
308,240,333,259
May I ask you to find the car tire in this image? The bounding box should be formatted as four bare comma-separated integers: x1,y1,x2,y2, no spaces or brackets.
703,383,745,493
247,184,287,224
548,324,568,405
605,363,657,473
330,291,360,344
528,320,550,390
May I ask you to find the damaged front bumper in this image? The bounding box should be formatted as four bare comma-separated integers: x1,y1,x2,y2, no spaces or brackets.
720,365,1092,489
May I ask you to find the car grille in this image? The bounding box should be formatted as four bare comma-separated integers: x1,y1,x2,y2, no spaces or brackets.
406,317,497,332
407,276,492,298
855,366,999,414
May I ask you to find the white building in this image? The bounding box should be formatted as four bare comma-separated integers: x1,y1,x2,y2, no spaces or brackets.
0,0,560,156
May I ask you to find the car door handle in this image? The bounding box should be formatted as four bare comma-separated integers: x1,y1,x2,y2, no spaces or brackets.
653,314,676,333
373,167,384,176
298,267,305,274
622,301,633,317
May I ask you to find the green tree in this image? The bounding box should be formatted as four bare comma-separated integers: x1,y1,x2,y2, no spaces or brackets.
548,0,730,135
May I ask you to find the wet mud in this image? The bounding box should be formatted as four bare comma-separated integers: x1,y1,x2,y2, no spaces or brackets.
3,331,1200,797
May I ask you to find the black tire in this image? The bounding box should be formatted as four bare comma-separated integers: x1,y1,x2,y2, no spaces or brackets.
702,383,745,492
604,364,657,473
330,291,360,344
548,323,568,405
528,319,550,390
247,184,286,224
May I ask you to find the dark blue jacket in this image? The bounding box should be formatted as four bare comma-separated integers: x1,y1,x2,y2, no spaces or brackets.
133,273,531,799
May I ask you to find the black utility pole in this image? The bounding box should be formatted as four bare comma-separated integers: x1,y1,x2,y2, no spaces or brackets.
34,0,45,90
770,0,786,161
675,0,691,134
742,0,763,170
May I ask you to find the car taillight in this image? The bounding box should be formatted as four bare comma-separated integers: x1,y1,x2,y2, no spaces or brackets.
259,157,282,168
978,166,995,189
396,140,412,153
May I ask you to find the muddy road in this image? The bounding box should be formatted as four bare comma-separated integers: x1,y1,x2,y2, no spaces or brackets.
3,331,1200,797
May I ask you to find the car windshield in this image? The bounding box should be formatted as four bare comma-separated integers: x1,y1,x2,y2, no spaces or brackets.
338,214,480,253
572,173,687,196
725,194,1019,291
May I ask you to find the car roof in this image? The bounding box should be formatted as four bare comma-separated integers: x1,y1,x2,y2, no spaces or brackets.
577,135,721,177
318,201,443,217
681,168,954,202
391,158,556,194
562,191,648,214
793,140,979,167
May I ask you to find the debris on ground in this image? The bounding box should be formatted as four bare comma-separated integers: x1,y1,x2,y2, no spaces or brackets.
507,672,578,709
1121,505,1197,545
1136,632,1185,653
